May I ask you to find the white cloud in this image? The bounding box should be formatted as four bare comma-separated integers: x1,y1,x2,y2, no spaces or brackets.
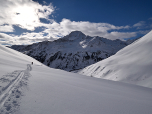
18,32,54,42
0,18,136,45
105,31,137,40
138,30,151,35
0,0,54,31
0,15,138,45
0,33,12,39
43,18,133,40
0,25,14,32
0,32,55,46
133,21,146,29
0,33,15,46
133,20,152,30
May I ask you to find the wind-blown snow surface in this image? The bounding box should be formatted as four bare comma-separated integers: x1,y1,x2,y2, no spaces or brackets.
1,45,152,114
78,30,152,88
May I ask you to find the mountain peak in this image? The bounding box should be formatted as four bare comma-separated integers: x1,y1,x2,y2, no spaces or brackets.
56,31,86,42
59,31,86,41
68,31,86,40
69,31,85,36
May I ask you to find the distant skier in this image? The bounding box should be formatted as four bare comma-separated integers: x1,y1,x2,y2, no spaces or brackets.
31,62,33,65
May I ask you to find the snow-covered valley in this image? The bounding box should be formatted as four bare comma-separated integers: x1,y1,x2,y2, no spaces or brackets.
1,34,152,113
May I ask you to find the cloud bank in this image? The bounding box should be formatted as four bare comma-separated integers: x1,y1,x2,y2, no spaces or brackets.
44,18,135,40
0,0,151,45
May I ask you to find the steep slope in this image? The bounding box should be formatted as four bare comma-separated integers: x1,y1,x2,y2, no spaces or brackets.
78,30,152,88
11,31,128,71
1,44,152,114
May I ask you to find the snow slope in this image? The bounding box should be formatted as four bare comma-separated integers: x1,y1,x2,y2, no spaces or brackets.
78,30,152,88
0,45,41,76
1,44,152,114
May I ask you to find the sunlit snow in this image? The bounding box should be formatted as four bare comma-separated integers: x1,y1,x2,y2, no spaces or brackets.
0,39,152,113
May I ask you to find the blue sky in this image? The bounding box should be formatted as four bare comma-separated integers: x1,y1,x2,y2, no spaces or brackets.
0,0,152,45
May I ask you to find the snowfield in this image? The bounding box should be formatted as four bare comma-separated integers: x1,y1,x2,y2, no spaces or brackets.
78,30,152,88
0,43,152,113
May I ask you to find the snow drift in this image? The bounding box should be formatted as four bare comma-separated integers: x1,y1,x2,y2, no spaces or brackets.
78,30,152,88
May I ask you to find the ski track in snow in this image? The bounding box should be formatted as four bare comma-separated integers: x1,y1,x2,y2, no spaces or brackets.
0,64,32,113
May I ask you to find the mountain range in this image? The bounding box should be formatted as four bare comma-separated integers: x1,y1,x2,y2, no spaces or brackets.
11,31,135,71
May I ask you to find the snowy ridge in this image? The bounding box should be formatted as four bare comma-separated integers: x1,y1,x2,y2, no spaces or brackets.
11,31,129,71
78,30,152,88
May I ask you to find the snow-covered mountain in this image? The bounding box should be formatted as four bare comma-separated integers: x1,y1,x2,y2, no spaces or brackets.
1,42,152,114
78,30,152,88
11,31,129,71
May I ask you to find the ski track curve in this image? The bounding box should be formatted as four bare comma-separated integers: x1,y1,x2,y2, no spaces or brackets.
0,64,32,111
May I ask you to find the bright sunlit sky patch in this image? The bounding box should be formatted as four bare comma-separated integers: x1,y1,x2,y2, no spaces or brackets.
0,0,152,45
